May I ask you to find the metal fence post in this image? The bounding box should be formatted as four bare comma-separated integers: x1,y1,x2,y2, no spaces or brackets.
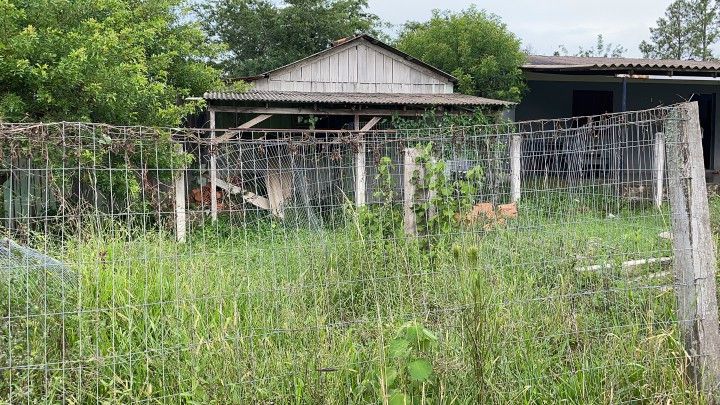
667,101,720,399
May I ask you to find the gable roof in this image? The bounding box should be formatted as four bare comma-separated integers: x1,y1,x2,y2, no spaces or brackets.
523,55,720,76
241,34,458,84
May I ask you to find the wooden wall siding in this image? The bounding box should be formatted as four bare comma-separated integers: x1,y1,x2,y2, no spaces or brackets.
252,40,454,94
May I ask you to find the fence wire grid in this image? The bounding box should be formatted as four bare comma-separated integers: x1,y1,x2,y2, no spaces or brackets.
1,104,718,403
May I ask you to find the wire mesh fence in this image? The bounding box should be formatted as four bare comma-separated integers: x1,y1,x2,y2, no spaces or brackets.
1,103,719,403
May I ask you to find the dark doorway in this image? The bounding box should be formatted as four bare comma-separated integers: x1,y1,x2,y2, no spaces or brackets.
690,93,716,169
572,90,614,117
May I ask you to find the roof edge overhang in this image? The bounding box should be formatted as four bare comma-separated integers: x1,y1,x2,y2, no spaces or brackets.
523,66,720,77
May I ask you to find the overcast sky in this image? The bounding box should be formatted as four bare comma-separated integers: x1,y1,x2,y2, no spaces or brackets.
368,0,675,57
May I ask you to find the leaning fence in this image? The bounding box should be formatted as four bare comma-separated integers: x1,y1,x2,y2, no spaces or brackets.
1,102,719,403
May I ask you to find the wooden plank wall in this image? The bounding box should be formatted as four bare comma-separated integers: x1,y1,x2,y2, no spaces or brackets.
252,39,454,94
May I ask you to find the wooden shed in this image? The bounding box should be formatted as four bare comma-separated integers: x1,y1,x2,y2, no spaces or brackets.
195,34,512,223
203,34,512,132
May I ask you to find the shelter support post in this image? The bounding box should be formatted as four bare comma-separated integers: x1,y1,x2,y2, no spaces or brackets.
353,115,381,207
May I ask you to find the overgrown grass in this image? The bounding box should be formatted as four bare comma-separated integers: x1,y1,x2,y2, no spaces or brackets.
1,193,716,403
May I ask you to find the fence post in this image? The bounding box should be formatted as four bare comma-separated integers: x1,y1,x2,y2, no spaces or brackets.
510,134,522,203
209,109,218,222
174,143,187,243
667,101,720,399
403,148,420,236
354,115,366,207
654,132,666,208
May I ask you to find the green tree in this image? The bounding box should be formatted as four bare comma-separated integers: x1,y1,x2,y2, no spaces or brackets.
201,0,381,77
556,35,626,58
395,7,525,102
689,0,719,60
0,0,223,126
640,0,719,60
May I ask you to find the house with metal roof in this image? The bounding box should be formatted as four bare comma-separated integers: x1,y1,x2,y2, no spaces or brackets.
203,34,511,132
516,55,720,171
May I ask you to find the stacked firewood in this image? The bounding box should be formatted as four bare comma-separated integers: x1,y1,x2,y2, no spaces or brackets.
191,185,225,210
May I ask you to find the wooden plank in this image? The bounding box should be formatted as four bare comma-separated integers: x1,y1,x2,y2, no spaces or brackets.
338,49,349,82
174,144,187,243
654,132,666,208
209,109,218,222
403,148,421,236
510,134,522,202
266,171,292,219
360,116,381,133
374,52,383,83
212,177,271,211
329,53,339,83
667,101,720,399
349,46,358,83
213,114,272,144
576,257,672,273
357,45,368,83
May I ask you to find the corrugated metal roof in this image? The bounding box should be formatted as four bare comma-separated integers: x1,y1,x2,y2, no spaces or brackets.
524,55,720,74
238,34,458,83
203,90,512,106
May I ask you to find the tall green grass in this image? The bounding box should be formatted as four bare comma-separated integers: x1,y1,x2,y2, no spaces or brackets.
1,194,713,403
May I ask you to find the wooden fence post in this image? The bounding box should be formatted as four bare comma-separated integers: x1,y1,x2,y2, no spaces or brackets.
209,109,218,222
403,148,420,236
354,115,366,207
654,132,666,208
174,143,187,243
510,134,522,203
667,101,720,399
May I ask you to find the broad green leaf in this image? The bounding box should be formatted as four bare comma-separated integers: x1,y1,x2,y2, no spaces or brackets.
388,338,411,359
383,367,398,388
388,391,408,405
407,359,433,381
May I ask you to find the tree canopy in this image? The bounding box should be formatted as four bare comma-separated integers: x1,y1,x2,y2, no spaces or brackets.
640,0,720,60
556,35,626,58
394,7,525,102
0,0,224,126
201,0,381,78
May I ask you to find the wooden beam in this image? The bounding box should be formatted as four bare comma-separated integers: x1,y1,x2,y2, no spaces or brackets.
212,177,271,211
206,106,447,117
359,116,382,133
213,114,273,144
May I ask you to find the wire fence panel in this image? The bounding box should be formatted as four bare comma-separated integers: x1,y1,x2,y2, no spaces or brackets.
1,103,718,403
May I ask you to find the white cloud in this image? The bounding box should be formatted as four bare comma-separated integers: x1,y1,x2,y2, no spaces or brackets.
368,0,674,57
